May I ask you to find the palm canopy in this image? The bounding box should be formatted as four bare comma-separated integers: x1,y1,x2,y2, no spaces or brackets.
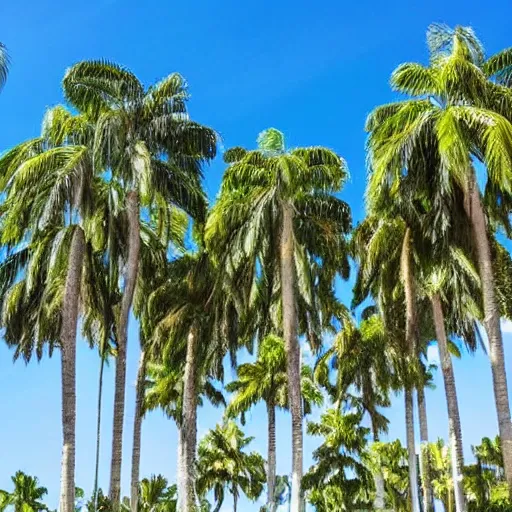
196,421,266,512
206,128,351,352
225,334,323,420
137,475,177,512
0,471,48,512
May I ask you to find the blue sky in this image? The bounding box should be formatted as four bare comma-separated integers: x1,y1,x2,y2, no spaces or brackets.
1,0,512,510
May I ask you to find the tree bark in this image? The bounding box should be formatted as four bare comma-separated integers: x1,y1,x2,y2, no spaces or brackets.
59,227,85,512
130,348,147,512
371,425,385,510
110,190,141,505
93,356,105,512
176,426,184,512
182,326,199,512
463,172,512,495
431,294,467,512
233,486,238,512
417,386,434,512
405,390,421,512
267,401,277,512
280,201,303,512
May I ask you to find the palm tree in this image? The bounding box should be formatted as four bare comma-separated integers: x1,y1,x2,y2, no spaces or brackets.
196,421,266,512
138,475,177,512
302,409,373,512
206,128,351,511
315,314,393,510
0,42,8,89
0,472,48,512
226,334,323,511
429,439,455,512
62,61,216,505
366,24,512,491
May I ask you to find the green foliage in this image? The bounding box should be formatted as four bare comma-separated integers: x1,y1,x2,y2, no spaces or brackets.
0,471,49,512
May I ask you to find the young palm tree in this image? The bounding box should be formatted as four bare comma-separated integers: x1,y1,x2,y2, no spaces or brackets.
196,421,266,512
225,334,323,511
315,314,393,510
62,61,216,505
138,475,177,512
366,25,512,490
302,409,373,512
429,439,455,512
206,128,351,511
0,472,48,512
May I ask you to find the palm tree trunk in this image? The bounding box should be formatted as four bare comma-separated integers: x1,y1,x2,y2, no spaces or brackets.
464,172,512,494
176,425,184,512
182,326,198,512
401,227,421,512
267,401,277,512
280,201,303,512
130,348,147,512
417,386,434,512
110,190,141,505
405,390,421,512
59,227,85,512
431,293,467,512
371,425,385,510
93,355,105,512
233,486,238,512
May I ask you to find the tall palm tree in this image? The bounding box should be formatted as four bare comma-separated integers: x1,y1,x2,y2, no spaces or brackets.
206,128,351,511
302,409,373,512
366,24,512,491
196,421,266,512
0,472,48,512
62,61,216,505
315,314,393,510
226,334,323,511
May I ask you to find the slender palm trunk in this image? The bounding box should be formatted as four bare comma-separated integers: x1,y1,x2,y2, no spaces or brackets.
93,356,105,512
176,426,184,512
130,348,147,512
280,202,303,512
267,401,277,512
405,390,420,512
233,486,238,512
431,294,466,512
417,386,434,512
464,172,512,494
371,424,385,510
110,190,141,505
60,227,85,512
182,326,198,512
401,227,420,512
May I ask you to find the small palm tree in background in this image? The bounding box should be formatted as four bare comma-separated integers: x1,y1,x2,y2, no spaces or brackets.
196,421,266,512
0,471,48,512
226,334,323,512
138,475,177,512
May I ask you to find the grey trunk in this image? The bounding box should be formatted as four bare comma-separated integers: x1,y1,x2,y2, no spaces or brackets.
280,202,303,512
182,327,198,512
93,356,105,512
405,390,420,512
417,386,434,512
233,486,238,512
110,190,141,505
130,348,147,512
267,401,277,512
59,227,85,512
371,426,385,510
464,172,512,495
176,426,184,512
431,294,467,512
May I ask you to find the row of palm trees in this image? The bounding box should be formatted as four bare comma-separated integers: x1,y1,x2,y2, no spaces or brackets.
3,21,512,512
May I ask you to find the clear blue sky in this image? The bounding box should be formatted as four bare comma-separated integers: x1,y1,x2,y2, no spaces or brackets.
1,1,512,510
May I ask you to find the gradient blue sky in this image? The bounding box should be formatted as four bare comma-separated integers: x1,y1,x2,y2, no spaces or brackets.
1,0,512,510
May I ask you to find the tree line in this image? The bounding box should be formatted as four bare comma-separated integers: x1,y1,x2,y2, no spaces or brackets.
2,21,512,512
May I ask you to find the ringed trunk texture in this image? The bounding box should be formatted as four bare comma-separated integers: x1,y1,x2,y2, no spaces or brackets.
110,190,141,505
182,326,199,512
431,294,467,512
401,228,420,512
371,426,385,510
417,386,434,512
267,401,277,512
59,227,85,512
464,172,512,494
130,348,147,512
405,390,421,512
280,202,303,512
93,356,105,512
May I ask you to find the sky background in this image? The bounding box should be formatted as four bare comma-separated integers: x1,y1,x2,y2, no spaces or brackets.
1,1,512,510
